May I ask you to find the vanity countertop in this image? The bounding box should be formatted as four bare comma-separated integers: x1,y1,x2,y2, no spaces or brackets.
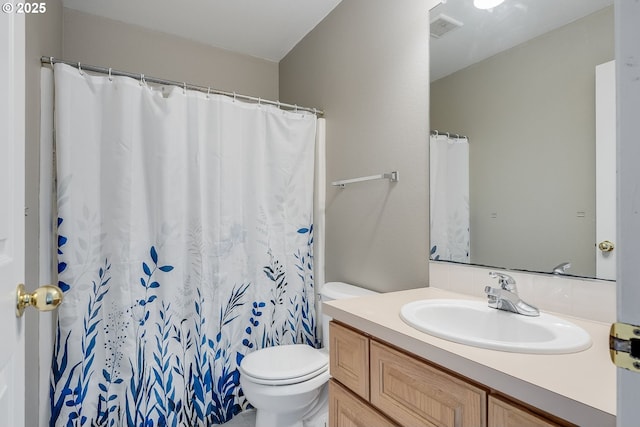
323,286,615,427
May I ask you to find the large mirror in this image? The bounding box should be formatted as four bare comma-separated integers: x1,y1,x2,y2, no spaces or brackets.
429,0,615,280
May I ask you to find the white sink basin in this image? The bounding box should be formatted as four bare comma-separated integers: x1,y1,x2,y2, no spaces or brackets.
400,299,592,354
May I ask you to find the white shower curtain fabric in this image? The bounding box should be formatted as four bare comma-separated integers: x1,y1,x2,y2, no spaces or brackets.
51,63,318,426
430,134,470,263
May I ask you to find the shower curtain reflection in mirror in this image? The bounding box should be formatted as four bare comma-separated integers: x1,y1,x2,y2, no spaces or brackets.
430,133,470,263
49,63,320,426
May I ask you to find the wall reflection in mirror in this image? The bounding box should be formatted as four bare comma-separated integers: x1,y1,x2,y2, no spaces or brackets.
429,0,615,280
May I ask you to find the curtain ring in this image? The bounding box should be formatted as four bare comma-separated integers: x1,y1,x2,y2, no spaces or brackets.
108,68,113,82
140,74,146,86
313,108,317,116
258,97,262,107
207,87,211,99
233,92,236,102
294,104,298,113
78,62,84,75
49,56,54,66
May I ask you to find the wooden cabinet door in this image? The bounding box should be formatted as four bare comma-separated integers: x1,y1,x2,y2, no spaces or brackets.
370,340,486,427
330,322,370,400
329,380,398,427
489,395,569,427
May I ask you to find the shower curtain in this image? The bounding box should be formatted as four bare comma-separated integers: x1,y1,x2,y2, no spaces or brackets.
50,63,318,427
429,134,470,263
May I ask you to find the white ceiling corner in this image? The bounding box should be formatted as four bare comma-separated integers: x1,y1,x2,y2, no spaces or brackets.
430,0,613,81
61,0,343,62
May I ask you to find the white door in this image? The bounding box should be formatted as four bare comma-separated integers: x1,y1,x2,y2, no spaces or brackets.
0,9,26,427
595,60,616,281
616,1,640,425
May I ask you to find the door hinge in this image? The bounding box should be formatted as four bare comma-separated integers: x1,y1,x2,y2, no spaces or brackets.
610,322,640,372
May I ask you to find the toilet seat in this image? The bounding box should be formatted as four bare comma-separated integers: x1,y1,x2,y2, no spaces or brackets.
241,363,327,386
240,344,328,386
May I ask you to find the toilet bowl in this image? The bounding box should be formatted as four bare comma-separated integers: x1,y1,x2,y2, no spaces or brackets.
239,345,330,427
238,282,378,427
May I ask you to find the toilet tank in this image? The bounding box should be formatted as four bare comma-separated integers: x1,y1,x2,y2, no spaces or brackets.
319,282,378,348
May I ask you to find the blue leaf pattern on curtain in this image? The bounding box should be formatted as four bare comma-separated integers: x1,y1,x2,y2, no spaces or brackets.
50,63,318,426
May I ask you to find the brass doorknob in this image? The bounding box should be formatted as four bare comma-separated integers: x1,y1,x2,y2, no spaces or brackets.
598,240,615,253
16,284,63,317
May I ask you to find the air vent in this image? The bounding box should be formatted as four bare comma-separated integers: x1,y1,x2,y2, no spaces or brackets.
430,13,463,39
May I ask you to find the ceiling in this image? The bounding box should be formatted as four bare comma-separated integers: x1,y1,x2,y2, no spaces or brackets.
430,0,613,81
62,0,343,62
61,0,613,72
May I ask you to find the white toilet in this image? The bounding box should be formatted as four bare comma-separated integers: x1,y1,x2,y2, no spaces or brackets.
239,282,378,427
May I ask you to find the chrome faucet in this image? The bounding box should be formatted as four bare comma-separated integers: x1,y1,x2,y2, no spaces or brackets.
484,272,539,317
552,262,571,275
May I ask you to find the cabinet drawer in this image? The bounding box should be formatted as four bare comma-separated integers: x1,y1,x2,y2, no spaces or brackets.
329,380,399,427
330,322,370,400
489,395,571,427
370,340,487,427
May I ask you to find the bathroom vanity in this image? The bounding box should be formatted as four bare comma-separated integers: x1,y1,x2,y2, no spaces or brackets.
323,287,615,427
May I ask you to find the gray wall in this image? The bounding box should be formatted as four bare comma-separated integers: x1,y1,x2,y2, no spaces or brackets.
63,8,279,100
25,3,62,285
280,0,432,292
431,7,614,277
25,2,63,426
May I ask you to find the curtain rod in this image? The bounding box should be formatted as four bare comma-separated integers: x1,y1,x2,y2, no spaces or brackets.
431,130,468,140
41,56,324,116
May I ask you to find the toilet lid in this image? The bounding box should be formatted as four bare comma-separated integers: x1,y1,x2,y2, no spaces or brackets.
241,362,328,386
240,344,328,383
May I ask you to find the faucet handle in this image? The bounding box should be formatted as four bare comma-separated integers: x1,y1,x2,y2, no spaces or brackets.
489,272,516,291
